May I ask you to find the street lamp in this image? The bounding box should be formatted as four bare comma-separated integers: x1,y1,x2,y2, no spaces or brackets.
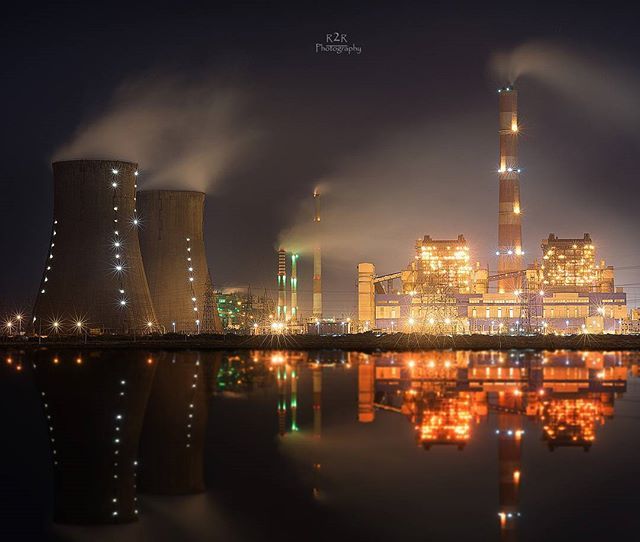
172,321,176,333
408,318,415,332
5,320,13,337
196,319,201,334
15,314,23,335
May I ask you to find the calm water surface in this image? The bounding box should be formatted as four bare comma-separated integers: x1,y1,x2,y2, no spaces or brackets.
1,349,640,541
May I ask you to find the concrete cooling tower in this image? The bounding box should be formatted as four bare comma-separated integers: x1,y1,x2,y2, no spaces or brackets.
137,190,222,333
32,160,157,334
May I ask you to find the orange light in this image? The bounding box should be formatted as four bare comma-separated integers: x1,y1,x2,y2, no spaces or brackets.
76,357,82,365
6,357,12,365
16,365,22,372
147,358,153,365
53,357,59,364
513,470,521,483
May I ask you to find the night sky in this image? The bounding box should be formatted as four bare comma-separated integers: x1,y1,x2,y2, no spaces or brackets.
2,2,639,317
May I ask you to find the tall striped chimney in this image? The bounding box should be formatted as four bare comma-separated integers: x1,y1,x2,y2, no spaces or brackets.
313,190,322,319
277,248,287,321
497,86,523,293
290,253,299,323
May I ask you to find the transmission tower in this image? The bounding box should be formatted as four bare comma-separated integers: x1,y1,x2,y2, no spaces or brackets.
201,278,218,333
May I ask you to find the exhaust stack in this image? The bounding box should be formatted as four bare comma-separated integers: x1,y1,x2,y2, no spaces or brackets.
277,248,287,321
290,253,299,323
313,190,322,319
497,86,523,293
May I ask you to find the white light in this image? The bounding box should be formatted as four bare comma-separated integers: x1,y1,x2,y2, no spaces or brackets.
120,300,127,306
116,265,122,271
112,169,119,174
133,219,139,225
189,277,194,282
111,182,118,188
495,251,500,256
134,171,139,176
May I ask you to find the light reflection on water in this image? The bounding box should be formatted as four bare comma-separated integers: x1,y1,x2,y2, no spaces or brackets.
1,349,640,542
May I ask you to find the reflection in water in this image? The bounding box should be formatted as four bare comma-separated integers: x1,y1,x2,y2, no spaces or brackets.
138,352,207,494
358,350,631,541
1,348,638,541
29,349,156,524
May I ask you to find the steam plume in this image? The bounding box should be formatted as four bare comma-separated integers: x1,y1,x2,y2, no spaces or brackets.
55,72,257,192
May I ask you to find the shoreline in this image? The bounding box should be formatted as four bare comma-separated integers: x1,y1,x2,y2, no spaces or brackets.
2,333,640,352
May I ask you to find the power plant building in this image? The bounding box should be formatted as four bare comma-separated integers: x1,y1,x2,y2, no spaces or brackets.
32,160,156,334
541,233,613,292
405,235,473,294
137,190,221,333
356,85,628,335
358,233,627,334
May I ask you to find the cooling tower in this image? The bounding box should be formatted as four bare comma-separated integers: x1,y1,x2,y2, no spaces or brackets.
32,160,157,334
137,190,221,333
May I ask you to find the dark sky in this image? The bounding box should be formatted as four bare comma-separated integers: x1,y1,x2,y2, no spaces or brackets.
2,1,639,317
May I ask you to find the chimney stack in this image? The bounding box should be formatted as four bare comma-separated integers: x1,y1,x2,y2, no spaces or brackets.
277,248,287,321
497,86,523,293
313,190,322,319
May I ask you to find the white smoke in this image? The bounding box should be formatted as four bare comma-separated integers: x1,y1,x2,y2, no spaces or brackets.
490,39,640,132
55,72,259,192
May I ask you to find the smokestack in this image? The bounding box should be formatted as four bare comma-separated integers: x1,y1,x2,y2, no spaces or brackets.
497,86,523,293
32,160,157,334
290,253,298,323
277,248,287,321
313,190,322,319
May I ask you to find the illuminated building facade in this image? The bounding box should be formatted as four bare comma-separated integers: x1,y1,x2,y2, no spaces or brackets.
541,233,611,292
403,235,473,294
216,289,275,333
360,233,627,334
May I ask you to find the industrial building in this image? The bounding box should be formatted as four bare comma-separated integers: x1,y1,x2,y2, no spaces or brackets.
356,84,628,335
138,190,221,333
540,233,612,292
216,288,275,332
32,160,157,334
359,232,627,334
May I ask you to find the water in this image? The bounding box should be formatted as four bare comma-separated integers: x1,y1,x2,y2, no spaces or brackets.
1,349,640,541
